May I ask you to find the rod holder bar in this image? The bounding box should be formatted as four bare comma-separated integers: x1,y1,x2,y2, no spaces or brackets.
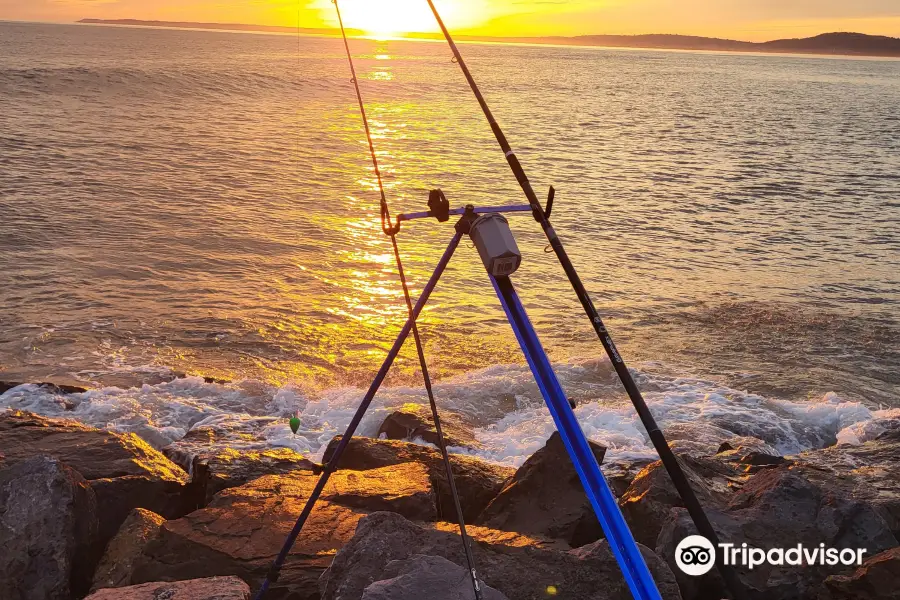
398,204,533,223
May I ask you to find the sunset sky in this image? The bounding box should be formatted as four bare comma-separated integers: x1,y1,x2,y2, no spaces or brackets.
2,0,900,41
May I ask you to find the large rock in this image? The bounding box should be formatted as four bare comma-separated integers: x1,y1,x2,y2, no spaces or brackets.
477,431,608,547
163,427,318,504
0,381,88,395
133,463,438,599
825,547,900,599
321,511,682,600
361,554,509,600
0,411,190,545
0,455,98,600
377,404,479,449
323,436,514,523
657,466,898,600
86,576,250,599
91,508,166,591
792,430,900,539
619,453,746,548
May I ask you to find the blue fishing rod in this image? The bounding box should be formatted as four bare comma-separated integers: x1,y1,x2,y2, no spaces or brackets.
423,2,747,598
453,207,661,600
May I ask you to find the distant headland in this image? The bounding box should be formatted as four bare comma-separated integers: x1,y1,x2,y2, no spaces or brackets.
78,19,900,58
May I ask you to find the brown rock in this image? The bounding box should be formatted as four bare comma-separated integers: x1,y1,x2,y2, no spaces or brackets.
163,428,318,504
86,576,250,599
0,455,98,600
825,547,900,599
377,404,479,449
133,463,437,599
619,454,745,548
91,508,166,591
0,411,189,546
323,436,514,523
477,431,608,547
321,511,681,600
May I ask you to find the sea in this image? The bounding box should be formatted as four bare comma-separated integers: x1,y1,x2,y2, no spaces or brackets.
1,21,899,465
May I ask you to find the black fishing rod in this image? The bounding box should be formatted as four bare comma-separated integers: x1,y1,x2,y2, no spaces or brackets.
423,3,747,598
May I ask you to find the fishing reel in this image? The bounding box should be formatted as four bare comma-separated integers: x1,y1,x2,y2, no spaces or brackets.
428,189,451,222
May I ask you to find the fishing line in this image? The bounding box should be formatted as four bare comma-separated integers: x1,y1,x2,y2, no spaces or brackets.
252,3,484,598
330,4,484,596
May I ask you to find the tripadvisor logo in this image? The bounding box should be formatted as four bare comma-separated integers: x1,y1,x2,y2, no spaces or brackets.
676,535,716,576
675,536,869,577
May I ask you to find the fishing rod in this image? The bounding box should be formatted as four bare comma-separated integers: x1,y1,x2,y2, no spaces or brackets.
423,2,747,599
253,2,484,598
332,2,484,596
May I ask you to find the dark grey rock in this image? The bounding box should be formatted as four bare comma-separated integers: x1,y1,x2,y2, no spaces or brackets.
0,411,189,547
360,555,509,600
476,431,607,547
377,405,479,449
792,430,900,539
619,454,744,547
320,511,682,600
0,455,98,600
91,508,166,591
657,467,898,600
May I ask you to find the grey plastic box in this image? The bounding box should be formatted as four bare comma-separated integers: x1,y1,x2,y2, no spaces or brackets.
470,213,522,277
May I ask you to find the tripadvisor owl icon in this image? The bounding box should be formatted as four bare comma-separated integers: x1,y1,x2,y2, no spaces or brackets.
676,535,716,576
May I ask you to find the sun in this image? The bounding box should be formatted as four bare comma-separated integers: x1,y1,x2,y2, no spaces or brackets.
325,0,462,38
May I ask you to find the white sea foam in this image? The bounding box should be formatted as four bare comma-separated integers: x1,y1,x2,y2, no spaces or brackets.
1,358,893,466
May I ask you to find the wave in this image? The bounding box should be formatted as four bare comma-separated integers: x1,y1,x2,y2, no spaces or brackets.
0,66,326,99
2,358,896,467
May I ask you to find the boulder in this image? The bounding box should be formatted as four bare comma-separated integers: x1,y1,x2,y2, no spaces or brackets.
86,576,250,599
163,428,318,504
0,381,89,395
377,404,479,449
361,554,509,600
792,430,900,539
825,547,900,599
477,431,608,547
657,466,898,600
133,463,437,599
323,436,514,523
619,454,745,548
0,455,98,600
0,411,190,545
321,511,682,600
91,508,166,591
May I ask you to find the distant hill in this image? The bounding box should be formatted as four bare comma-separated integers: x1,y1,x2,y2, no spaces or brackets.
78,18,364,38
78,20,900,58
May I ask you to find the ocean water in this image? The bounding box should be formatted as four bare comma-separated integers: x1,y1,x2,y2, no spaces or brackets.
1,22,899,465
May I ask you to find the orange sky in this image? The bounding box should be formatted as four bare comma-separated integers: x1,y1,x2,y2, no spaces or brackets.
2,0,900,41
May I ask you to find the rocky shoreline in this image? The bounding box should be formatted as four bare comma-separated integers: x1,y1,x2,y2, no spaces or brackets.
2,391,900,599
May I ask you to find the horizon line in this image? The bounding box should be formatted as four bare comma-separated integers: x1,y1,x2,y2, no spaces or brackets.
5,18,900,58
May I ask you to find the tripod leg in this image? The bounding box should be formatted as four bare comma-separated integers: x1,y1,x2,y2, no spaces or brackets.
253,233,463,600
491,275,661,600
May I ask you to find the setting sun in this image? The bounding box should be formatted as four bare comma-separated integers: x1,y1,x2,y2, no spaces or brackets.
318,0,468,38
